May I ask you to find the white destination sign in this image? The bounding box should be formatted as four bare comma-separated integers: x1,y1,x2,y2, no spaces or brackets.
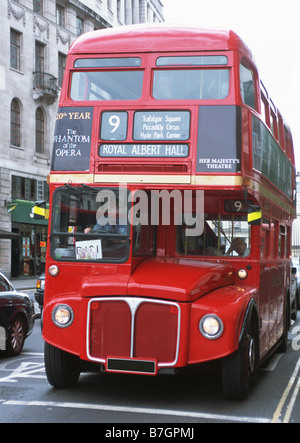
133,111,190,141
99,144,189,158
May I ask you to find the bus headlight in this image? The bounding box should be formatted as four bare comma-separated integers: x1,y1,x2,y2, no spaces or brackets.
52,305,74,328
49,265,59,277
199,315,224,340
237,269,248,280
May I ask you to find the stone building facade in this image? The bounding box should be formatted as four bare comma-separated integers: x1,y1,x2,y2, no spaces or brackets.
0,0,164,277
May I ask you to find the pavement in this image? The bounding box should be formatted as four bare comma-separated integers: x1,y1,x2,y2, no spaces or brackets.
11,278,37,291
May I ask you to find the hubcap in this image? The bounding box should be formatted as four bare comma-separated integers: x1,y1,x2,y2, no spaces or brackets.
243,333,256,386
248,337,255,374
10,319,24,352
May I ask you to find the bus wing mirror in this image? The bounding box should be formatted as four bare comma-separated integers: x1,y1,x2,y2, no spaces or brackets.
247,206,262,226
244,189,262,225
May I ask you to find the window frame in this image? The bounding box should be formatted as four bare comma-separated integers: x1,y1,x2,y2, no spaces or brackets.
10,29,21,72
70,69,145,102
35,107,45,154
239,60,258,111
10,98,21,148
152,67,231,101
33,0,43,14
56,3,65,27
50,187,131,264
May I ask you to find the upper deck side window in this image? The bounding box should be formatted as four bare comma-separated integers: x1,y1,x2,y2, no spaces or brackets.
278,113,285,148
260,92,270,128
70,57,143,102
240,62,257,110
270,108,278,140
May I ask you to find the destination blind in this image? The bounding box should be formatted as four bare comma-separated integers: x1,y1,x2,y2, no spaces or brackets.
100,110,191,142
100,110,190,158
133,111,190,141
99,144,189,158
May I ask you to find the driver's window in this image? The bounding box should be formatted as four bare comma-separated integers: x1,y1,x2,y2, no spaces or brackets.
177,214,251,257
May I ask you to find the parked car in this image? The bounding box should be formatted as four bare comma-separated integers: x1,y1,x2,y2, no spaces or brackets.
35,274,45,313
0,271,35,356
292,260,300,308
291,267,298,321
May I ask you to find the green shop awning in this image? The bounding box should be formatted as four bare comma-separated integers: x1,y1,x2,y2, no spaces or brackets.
0,229,21,239
10,199,48,226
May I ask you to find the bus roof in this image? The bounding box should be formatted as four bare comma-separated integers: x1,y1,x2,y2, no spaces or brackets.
69,24,254,60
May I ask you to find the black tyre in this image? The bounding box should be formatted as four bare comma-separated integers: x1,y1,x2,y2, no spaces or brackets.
6,316,26,356
44,342,81,389
222,321,258,401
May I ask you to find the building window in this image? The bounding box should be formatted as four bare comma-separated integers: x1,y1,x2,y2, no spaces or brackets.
56,4,65,27
37,180,48,201
117,0,122,21
35,41,45,88
11,99,21,147
35,41,45,73
76,17,84,36
10,29,21,71
33,0,43,14
58,52,66,88
12,176,48,201
35,107,45,154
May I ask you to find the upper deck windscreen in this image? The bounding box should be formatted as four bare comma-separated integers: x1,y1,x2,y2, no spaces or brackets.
153,55,229,101
153,69,230,101
71,71,144,101
70,57,143,102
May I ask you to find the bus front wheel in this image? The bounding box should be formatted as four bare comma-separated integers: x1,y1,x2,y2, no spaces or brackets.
221,321,258,401
44,342,81,389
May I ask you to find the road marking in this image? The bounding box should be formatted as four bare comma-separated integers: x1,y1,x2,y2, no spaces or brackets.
21,352,44,356
0,355,45,383
0,399,270,423
260,354,284,372
0,361,46,383
272,357,300,423
283,376,300,423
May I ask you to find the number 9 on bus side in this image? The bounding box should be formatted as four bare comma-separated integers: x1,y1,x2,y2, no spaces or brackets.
224,200,248,213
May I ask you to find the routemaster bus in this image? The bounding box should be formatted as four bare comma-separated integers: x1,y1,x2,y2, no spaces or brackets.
43,25,296,400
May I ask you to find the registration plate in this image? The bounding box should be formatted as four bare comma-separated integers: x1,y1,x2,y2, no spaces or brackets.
106,358,157,375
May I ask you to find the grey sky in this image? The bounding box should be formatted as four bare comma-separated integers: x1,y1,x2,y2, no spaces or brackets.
164,0,300,169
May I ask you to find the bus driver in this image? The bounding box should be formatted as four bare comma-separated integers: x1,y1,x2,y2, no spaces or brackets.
227,237,250,257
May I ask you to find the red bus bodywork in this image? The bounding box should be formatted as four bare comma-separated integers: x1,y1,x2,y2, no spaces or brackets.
43,25,296,399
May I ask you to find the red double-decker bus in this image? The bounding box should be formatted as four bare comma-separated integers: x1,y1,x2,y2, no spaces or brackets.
43,25,296,400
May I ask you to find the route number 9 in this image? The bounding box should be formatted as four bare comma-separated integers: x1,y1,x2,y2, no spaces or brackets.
234,201,243,212
224,200,248,213
101,111,128,141
109,115,121,133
